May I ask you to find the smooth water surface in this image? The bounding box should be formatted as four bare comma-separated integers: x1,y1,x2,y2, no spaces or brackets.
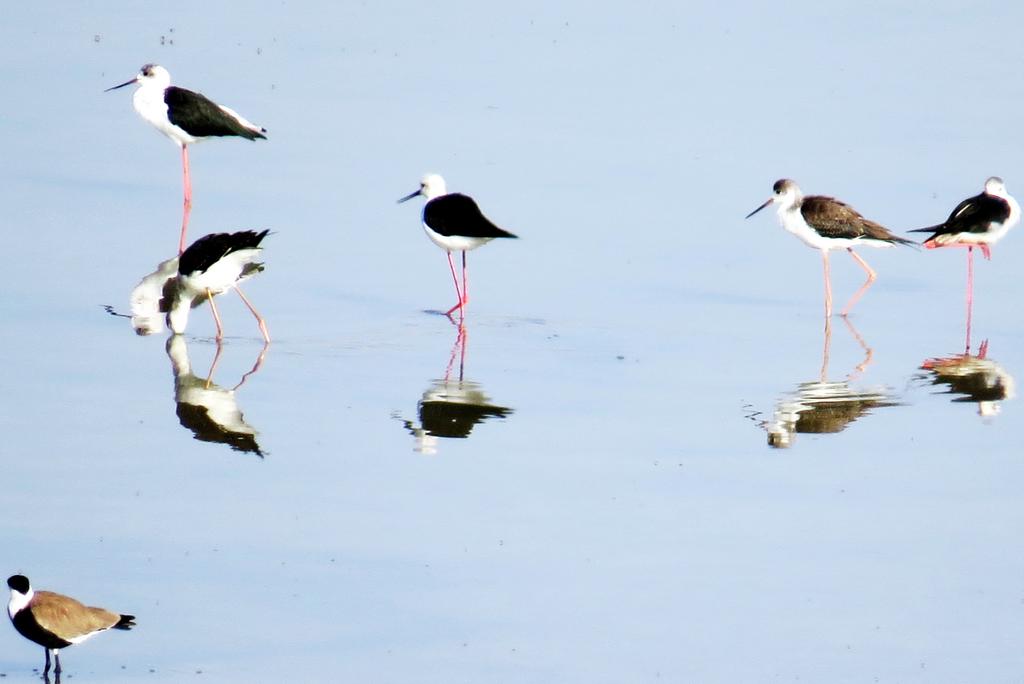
2,2,1023,682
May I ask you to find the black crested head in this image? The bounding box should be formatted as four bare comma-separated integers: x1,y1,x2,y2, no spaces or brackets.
7,575,30,592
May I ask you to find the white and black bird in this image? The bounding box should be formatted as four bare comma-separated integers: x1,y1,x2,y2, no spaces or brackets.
398,174,518,319
106,64,267,254
167,230,271,342
746,179,914,317
7,575,135,677
910,177,1020,310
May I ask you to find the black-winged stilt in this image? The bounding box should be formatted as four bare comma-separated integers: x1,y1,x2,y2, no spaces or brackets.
910,176,1020,321
167,336,266,456
746,179,913,317
398,174,517,319
761,317,897,448
919,340,1016,418
7,575,135,678
167,230,271,342
106,64,267,255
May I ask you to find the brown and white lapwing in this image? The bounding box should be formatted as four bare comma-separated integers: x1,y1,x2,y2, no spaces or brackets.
6,574,135,676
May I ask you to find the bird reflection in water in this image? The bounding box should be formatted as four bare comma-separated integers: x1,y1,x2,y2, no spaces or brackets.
762,317,900,448
396,325,513,454
129,255,179,335
167,335,267,456
918,340,1015,418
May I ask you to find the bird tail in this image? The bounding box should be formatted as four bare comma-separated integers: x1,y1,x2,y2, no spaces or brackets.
906,225,942,248
114,614,136,630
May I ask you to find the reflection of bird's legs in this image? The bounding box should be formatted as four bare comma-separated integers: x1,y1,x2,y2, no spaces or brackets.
822,250,833,318
443,324,468,383
205,338,226,389
444,251,465,320
233,341,270,391
842,315,873,380
841,248,877,317
964,246,974,354
820,315,833,382
235,285,271,343
179,145,192,255
207,288,225,340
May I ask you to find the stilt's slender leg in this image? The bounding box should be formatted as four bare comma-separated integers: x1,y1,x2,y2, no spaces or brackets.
457,323,467,381
207,288,225,340
841,248,877,317
443,324,467,382
822,250,833,318
205,338,225,389
965,246,974,354
233,342,270,391
179,146,193,255
235,285,271,343
444,251,465,318
820,315,833,382
461,251,469,307
842,316,873,379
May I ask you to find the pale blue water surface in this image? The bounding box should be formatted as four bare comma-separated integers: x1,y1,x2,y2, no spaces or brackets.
1,2,1023,682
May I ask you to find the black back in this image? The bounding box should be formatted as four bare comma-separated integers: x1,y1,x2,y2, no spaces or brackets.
911,192,1011,238
417,399,513,439
424,194,517,239
179,230,270,277
165,86,266,140
175,402,264,457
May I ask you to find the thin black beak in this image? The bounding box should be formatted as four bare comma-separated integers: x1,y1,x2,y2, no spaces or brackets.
105,77,137,93
745,198,774,219
397,188,422,204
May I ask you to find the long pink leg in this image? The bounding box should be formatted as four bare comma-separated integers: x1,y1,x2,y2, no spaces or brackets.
822,250,833,318
841,248,877,317
461,251,469,308
179,145,193,255
842,315,873,379
235,285,271,343
444,251,466,319
205,338,225,389
820,314,833,381
964,246,974,353
207,288,225,340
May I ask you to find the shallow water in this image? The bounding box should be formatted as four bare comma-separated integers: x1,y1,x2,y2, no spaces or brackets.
2,2,1024,682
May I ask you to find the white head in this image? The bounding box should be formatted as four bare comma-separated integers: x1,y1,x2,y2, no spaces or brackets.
7,575,33,617
984,176,1008,198
106,63,171,92
397,173,448,203
746,178,803,219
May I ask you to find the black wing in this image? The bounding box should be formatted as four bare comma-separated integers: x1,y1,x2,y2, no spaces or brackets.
424,194,517,239
179,230,270,276
165,86,266,140
910,192,1010,237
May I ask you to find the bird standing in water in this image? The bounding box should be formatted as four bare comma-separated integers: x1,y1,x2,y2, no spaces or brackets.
7,574,135,678
106,64,267,254
398,174,518,320
746,179,914,317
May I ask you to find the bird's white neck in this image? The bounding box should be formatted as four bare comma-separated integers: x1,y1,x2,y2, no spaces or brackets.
8,588,32,618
